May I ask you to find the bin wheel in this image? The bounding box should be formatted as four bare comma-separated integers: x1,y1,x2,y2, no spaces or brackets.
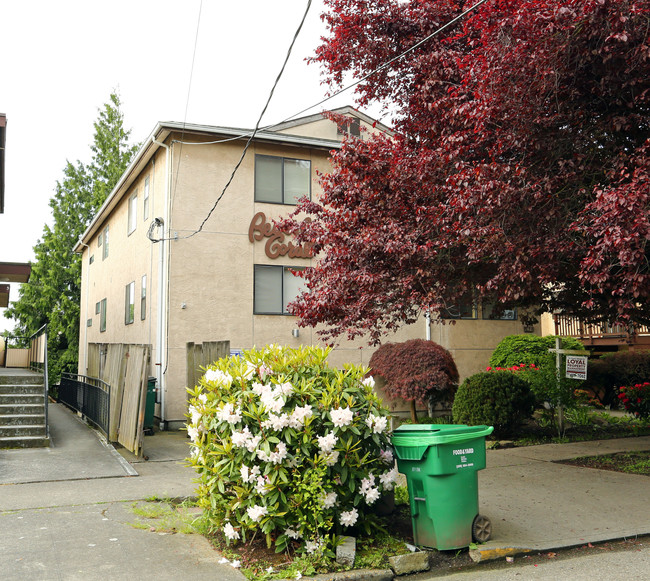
472,514,492,543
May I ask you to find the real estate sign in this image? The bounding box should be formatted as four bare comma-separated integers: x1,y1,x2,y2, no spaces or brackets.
565,355,588,380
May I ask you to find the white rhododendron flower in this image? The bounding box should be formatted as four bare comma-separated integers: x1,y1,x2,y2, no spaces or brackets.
321,450,340,467
288,404,313,428
330,407,354,428
365,413,388,434
189,405,202,426
284,527,301,539
379,466,399,491
204,368,233,387
322,491,338,509
262,412,290,431
305,539,322,554
223,522,240,540
257,442,288,464
198,393,207,403
246,505,268,522
216,402,242,425
340,508,359,527
362,376,375,388
359,474,380,504
317,432,338,454
379,448,394,464
187,425,199,442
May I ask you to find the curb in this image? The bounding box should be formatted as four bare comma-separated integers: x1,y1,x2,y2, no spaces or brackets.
469,546,533,562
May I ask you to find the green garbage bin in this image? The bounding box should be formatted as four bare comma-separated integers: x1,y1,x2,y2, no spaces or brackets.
391,424,494,550
144,376,157,435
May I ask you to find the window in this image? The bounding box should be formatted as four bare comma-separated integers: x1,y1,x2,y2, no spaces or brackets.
100,298,107,332
254,265,304,314
102,225,109,260
482,304,517,320
255,155,310,205
441,298,478,319
95,301,101,315
87,319,92,327
125,282,135,324
98,232,103,247
143,176,150,221
140,275,147,320
89,254,94,264
337,117,361,138
128,192,137,234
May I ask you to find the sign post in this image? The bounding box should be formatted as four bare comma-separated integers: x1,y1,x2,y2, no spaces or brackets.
548,340,590,437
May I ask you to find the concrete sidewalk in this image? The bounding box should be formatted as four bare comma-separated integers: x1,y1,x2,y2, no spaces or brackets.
0,403,245,581
472,436,650,562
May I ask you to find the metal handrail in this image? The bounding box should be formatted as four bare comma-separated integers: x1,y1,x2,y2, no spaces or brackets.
59,372,112,440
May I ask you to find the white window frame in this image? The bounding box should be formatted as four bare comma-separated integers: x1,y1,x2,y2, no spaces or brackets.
128,192,138,234
125,281,135,325
143,176,150,221
140,275,147,320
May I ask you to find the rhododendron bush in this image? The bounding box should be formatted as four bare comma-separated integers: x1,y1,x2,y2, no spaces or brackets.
186,345,397,554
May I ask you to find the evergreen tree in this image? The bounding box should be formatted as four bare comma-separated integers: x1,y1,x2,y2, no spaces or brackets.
5,92,139,384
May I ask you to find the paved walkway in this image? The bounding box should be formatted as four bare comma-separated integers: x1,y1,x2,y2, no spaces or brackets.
0,403,244,581
1,403,649,579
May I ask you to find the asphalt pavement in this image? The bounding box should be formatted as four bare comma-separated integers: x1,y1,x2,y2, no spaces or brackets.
1,402,649,580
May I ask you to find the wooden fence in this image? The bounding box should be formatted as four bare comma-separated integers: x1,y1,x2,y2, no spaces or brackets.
186,340,230,392
87,342,151,455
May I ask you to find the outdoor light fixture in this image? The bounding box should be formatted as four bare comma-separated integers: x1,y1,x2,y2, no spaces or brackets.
292,329,300,338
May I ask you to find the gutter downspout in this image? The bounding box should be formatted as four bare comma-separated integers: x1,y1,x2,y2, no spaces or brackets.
425,311,431,341
152,137,171,430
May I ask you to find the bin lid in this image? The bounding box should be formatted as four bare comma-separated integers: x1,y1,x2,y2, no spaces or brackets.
391,424,494,447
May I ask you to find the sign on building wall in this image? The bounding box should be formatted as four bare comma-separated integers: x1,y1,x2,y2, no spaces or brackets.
565,355,588,380
249,212,313,259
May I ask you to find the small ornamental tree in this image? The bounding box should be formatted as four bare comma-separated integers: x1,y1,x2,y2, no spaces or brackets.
369,339,459,421
186,345,398,555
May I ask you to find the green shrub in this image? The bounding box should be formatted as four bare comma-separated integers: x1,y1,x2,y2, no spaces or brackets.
186,345,398,555
452,371,536,437
586,351,650,408
489,335,584,368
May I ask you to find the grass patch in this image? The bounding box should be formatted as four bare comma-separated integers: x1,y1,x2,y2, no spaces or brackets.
557,450,650,476
128,498,205,535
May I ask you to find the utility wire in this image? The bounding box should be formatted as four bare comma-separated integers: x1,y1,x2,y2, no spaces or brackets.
155,0,490,240
158,0,313,242
172,0,491,148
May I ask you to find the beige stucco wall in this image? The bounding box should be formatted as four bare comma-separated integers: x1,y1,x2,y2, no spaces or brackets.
78,148,167,376
78,115,540,427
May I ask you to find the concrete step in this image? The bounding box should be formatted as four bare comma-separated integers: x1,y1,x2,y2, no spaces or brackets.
1,413,47,426
0,374,44,386
0,424,47,438
0,393,44,405
0,435,50,449
0,383,45,395
0,403,45,415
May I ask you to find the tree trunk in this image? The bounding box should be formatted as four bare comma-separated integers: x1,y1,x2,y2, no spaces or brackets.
410,399,418,423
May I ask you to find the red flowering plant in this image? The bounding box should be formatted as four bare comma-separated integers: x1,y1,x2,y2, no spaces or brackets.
486,364,539,373
618,383,650,421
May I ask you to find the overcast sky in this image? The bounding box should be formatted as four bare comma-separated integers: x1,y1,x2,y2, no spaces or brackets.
1,0,385,333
